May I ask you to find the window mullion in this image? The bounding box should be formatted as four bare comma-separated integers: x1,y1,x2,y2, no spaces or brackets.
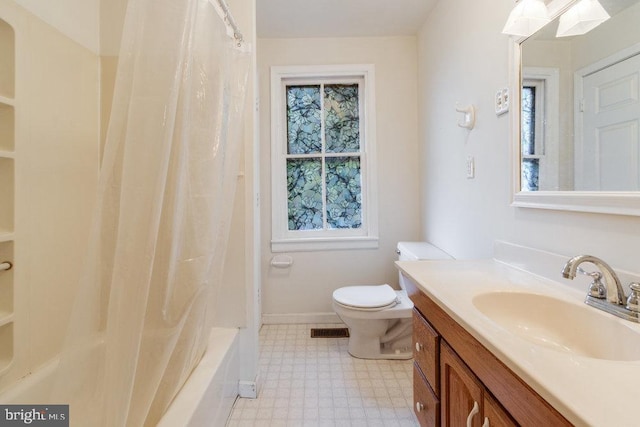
358,82,365,228
320,83,328,231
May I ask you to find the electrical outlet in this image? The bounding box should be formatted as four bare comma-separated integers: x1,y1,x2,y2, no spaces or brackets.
495,88,510,115
466,156,475,179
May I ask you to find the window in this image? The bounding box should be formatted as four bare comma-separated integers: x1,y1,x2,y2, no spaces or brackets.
270,65,378,252
520,67,560,192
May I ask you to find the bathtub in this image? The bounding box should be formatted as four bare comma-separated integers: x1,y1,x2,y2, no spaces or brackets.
0,327,240,427
158,327,240,427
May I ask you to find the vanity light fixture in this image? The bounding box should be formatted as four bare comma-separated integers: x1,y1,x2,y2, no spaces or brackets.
502,0,550,37
556,0,610,37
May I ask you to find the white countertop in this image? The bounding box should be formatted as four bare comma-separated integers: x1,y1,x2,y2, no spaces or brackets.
396,259,640,427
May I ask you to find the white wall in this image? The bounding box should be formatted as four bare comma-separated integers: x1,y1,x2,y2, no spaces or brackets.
258,37,422,318
13,0,99,53
214,0,261,391
418,0,640,271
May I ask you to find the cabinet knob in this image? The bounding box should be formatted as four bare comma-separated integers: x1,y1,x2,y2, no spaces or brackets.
415,342,423,352
415,401,424,413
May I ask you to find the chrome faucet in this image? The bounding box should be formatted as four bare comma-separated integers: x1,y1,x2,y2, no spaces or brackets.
562,255,640,323
562,255,625,305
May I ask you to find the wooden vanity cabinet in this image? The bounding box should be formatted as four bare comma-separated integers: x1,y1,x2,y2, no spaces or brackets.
406,276,573,427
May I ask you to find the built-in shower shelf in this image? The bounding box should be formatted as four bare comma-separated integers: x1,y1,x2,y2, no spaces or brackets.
0,231,13,243
0,101,15,153
0,151,13,159
0,95,13,106
0,313,12,327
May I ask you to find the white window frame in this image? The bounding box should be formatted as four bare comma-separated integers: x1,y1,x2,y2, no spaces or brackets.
270,64,378,252
522,67,560,191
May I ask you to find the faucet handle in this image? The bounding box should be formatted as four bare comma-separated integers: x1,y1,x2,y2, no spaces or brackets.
578,268,606,299
626,283,640,312
577,267,601,279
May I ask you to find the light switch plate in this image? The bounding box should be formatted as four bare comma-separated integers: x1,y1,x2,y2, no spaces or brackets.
466,156,475,179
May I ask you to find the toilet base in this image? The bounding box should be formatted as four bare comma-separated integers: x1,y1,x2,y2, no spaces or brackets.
347,346,413,360
332,289,414,360
344,317,413,360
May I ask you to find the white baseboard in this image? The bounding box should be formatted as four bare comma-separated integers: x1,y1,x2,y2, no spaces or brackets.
261,312,342,325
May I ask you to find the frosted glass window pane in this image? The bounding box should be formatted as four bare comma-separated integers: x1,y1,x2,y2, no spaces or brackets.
521,158,539,191
326,157,362,229
287,158,323,230
287,86,322,154
324,84,360,153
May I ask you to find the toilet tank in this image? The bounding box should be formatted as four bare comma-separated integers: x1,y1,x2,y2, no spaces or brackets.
396,242,452,289
397,242,452,261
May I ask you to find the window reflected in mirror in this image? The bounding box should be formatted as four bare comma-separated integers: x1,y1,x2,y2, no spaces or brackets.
521,85,540,191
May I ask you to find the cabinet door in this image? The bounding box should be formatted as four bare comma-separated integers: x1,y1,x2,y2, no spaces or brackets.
441,342,484,427
483,393,517,427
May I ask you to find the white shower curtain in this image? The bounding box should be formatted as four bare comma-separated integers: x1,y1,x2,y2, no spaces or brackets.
52,0,249,425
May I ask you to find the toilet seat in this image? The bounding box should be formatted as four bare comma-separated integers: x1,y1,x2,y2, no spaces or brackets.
332,284,398,311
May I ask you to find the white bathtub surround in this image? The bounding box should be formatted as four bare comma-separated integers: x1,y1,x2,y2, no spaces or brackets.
48,0,250,425
228,323,419,426
397,248,640,427
0,358,57,404
0,328,239,427
157,328,240,427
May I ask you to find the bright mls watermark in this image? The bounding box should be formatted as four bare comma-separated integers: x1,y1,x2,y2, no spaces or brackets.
0,405,68,426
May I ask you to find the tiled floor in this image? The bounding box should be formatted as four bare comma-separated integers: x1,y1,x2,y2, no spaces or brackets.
227,323,419,426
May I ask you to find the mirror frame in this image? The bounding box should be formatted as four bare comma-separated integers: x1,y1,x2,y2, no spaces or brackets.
509,0,640,216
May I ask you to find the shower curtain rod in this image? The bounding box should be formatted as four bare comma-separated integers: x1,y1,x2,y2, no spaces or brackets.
211,0,245,46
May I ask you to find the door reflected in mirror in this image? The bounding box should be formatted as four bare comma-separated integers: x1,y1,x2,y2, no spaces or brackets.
519,0,640,191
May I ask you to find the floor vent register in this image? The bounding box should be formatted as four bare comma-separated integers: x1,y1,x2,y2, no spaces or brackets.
310,328,350,338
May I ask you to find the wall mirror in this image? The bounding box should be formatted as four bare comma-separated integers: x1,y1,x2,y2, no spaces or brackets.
511,0,640,215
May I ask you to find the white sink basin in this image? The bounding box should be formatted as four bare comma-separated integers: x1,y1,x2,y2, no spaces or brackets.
472,292,640,361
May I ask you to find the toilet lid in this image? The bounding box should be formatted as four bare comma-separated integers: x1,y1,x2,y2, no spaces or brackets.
333,284,398,309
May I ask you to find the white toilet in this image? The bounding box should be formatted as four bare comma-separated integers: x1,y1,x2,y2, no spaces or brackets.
332,242,452,360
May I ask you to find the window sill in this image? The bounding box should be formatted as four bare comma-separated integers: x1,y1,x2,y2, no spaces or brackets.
271,236,379,253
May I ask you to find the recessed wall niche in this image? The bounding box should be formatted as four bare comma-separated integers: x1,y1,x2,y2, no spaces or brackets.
0,15,14,377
